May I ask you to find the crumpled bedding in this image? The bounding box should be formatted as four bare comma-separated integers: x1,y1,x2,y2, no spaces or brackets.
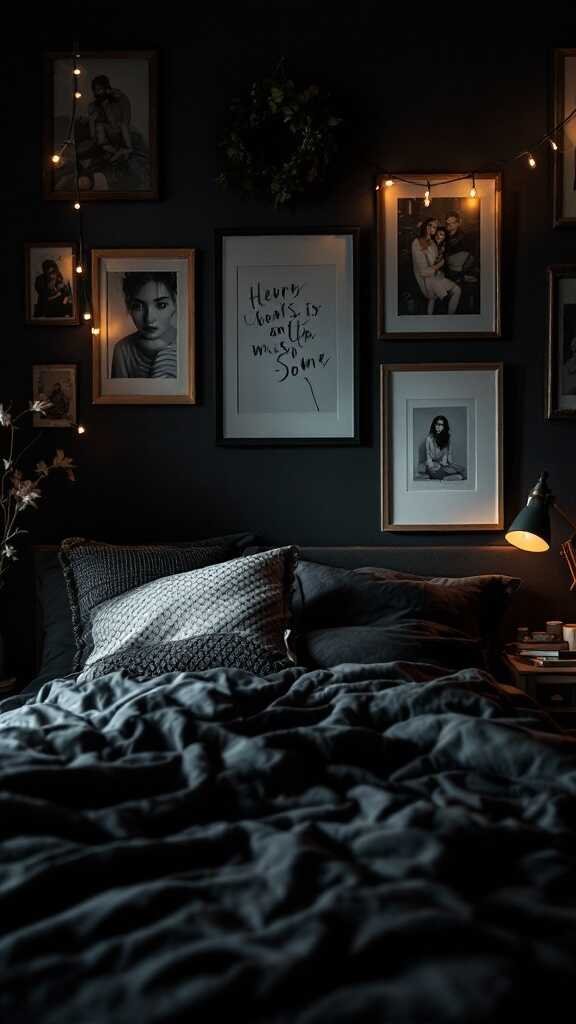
1,661,576,1023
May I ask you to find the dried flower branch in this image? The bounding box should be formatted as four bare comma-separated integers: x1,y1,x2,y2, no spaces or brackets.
0,401,76,587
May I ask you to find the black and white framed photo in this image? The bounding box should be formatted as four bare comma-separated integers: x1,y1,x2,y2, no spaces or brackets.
553,49,576,226
377,173,501,338
32,364,77,428
44,51,158,201
547,266,576,418
381,363,503,531
217,229,359,445
91,249,196,404
25,243,79,325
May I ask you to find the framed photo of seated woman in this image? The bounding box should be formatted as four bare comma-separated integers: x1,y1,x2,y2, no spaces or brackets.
381,363,503,531
91,249,196,404
377,172,501,338
25,243,79,325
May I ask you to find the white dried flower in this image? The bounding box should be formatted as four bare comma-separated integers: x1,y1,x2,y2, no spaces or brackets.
0,405,12,428
29,399,52,414
12,478,42,509
2,544,17,560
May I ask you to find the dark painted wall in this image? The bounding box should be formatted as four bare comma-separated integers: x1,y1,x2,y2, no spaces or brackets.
2,15,576,671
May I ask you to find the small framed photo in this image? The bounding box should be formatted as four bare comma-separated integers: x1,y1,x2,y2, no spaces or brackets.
32,365,77,427
546,266,576,418
91,249,196,405
377,172,501,338
25,243,79,325
552,49,576,226
217,229,359,445
44,51,158,201
381,363,503,531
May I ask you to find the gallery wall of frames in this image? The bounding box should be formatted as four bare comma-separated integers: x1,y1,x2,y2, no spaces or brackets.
3,16,576,584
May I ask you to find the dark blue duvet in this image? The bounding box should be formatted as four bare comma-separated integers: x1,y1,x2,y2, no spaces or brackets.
1,662,576,1023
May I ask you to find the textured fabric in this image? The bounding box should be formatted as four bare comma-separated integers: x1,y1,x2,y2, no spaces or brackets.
0,664,575,1022
83,546,296,669
289,623,487,671
79,633,289,681
59,537,248,669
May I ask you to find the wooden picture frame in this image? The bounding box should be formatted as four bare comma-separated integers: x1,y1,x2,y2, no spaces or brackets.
216,228,360,446
91,249,196,405
25,243,79,325
381,363,503,531
32,364,78,427
546,266,576,418
552,49,576,227
377,172,501,339
43,50,158,201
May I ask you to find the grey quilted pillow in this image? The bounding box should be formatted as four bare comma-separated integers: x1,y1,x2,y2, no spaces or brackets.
78,634,289,682
81,546,297,672
60,538,236,669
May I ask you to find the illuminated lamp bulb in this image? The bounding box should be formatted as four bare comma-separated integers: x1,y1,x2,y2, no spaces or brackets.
549,139,558,151
469,177,477,198
77,425,86,435
73,202,81,210
74,90,82,99
76,265,83,274
83,311,92,321
51,154,61,164
424,195,431,207
385,179,394,188
528,153,536,168
91,327,100,336
73,67,81,76
375,184,380,191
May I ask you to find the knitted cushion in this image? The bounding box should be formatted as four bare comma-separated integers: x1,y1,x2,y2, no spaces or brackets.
81,546,297,672
78,633,289,681
59,538,237,669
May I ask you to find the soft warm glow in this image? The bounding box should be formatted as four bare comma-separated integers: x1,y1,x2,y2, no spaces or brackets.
51,154,61,164
469,186,477,198
528,154,536,168
424,196,431,207
505,530,549,553
74,91,82,99
76,265,83,274
77,425,86,435
91,327,100,335
83,312,92,321
549,139,558,151
424,189,430,199
385,179,394,188
74,202,81,210
375,184,380,191
73,67,81,76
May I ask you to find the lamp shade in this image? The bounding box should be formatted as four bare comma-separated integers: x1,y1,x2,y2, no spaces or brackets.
505,473,552,553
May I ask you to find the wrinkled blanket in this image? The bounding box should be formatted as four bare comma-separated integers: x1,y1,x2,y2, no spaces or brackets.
1,662,576,1023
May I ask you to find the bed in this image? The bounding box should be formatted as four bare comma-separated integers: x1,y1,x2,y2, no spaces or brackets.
1,538,576,1023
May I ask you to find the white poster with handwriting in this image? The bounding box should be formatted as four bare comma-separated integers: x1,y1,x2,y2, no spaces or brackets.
221,234,356,441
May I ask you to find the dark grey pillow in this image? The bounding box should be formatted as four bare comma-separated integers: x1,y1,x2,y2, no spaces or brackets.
289,624,487,671
79,633,289,681
57,534,255,672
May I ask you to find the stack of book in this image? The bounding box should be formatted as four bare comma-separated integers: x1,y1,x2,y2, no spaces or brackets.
508,639,576,667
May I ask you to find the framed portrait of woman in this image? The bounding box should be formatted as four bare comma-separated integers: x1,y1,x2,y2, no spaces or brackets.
381,363,503,531
377,172,501,338
91,249,196,405
43,51,158,201
552,49,576,227
25,243,79,325
546,266,576,418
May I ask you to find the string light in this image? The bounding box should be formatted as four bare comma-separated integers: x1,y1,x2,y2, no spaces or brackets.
83,311,92,321
73,67,81,76
74,91,82,100
385,179,394,188
375,183,380,191
51,154,61,164
91,327,100,336
76,264,83,274
77,425,86,435
469,175,477,198
549,138,559,151
528,153,536,168
74,201,81,210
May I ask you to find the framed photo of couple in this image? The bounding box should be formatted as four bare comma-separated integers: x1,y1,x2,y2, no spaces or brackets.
377,172,501,338
381,363,503,532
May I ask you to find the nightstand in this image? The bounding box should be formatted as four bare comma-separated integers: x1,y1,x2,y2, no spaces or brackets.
504,653,576,729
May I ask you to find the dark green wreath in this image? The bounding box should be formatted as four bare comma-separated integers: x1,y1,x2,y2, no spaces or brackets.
217,63,342,207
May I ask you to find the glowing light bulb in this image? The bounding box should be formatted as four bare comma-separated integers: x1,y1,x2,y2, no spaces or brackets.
83,311,92,321
375,184,380,191
74,90,82,99
76,265,83,274
469,186,477,198
74,202,81,210
549,139,558,151
77,425,86,435
424,189,430,200
385,179,394,188
73,67,81,76
91,327,100,336
528,153,536,168
51,154,61,164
